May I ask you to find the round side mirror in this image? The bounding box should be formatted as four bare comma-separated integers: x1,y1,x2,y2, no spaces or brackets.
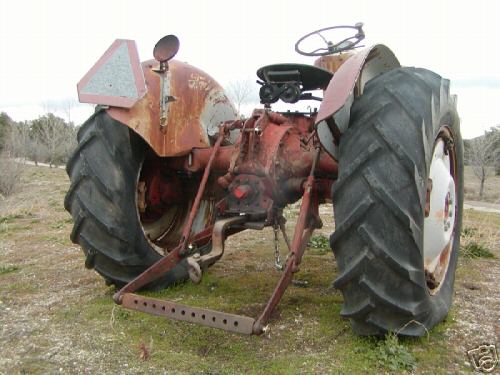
153,35,180,63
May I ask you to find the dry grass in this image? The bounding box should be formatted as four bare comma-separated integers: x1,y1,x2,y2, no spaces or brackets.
0,165,498,374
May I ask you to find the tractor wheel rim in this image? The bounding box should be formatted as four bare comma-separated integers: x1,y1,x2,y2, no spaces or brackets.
135,159,214,256
423,128,457,294
135,160,186,255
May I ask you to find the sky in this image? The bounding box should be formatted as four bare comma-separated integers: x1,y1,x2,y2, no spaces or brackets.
0,0,498,139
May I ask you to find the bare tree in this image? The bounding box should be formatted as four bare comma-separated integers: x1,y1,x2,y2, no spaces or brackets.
226,78,257,117
0,154,23,196
0,117,24,195
5,120,39,164
57,98,78,124
0,112,13,152
31,114,70,168
59,123,78,163
466,126,500,198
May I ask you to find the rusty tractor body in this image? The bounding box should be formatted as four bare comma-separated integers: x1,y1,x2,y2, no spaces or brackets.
68,24,463,336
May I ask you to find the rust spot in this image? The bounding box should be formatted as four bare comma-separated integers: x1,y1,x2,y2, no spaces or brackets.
108,60,234,157
425,242,452,292
434,209,446,220
439,242,452,268
425,269,439,290
425,178,433,217
314,53,354,74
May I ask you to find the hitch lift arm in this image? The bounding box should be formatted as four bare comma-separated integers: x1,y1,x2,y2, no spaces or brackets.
113,124,322,335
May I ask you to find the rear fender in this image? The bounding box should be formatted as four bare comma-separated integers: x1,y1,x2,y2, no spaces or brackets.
108,59,236,157
77,39,236,157
315,44,400,158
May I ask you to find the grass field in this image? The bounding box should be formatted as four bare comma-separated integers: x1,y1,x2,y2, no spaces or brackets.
0,165,498,374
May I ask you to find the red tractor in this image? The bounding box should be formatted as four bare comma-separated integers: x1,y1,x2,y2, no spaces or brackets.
65,24,463,336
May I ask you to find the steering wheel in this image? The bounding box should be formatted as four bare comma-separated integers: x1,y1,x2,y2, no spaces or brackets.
295,23,365,57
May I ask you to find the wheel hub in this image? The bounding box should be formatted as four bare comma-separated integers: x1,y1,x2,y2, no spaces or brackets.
423,134,457,293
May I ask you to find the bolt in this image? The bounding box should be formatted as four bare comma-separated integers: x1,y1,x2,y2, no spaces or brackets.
112,292,124,305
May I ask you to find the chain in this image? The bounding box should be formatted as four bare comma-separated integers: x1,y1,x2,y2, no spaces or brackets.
273,220,284,271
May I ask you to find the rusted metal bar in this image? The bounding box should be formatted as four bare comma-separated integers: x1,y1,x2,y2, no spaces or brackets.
253,147,321,333
113,227,213,303
121,294,255,334
177,144,337,178
289,147,321,263
195,216,248,269
253,255,295,334
119,216,256,334
114,246,183,304
294,227,315,270
179,125,227,248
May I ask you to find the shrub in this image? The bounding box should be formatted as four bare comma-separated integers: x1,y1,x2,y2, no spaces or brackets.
0,155,23,196
460,226,495,259
461,242,495,259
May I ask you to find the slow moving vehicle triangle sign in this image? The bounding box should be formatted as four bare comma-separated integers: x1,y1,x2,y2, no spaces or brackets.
77,39,146,108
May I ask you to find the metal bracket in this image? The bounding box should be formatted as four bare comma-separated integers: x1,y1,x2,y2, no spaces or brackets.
192,216,247,268
156,68,177,132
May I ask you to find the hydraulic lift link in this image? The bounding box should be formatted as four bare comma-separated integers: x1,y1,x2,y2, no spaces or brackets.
114,134,322,335
253,147,321,333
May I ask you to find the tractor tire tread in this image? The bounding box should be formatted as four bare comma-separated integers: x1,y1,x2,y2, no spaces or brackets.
331,67,463,336
65,111,189,289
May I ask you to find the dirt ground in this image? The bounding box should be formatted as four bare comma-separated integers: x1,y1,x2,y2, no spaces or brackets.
0,166,499,374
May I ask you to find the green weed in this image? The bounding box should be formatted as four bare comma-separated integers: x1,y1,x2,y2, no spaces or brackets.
308,234,330,253
461,242,495,258
0,214,23,224
0,264,19,276
374,333,418,372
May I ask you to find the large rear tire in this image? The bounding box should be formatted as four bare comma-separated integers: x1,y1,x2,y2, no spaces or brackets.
64,111,211,289
331,67,463,336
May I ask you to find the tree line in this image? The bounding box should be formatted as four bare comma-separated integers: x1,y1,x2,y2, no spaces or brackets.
463,126,500,198
0,106,498,200
0,111,78,168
